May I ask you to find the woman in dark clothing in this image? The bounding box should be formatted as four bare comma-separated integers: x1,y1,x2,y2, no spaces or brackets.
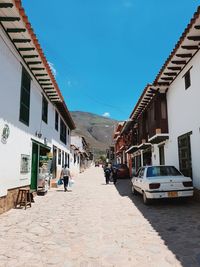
112,167,118,185
104,165,111,184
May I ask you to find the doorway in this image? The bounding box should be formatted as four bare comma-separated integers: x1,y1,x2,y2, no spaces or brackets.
178,132,192,178
31,143,39,190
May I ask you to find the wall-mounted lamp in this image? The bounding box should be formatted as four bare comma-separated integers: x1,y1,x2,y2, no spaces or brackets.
35,131,42,138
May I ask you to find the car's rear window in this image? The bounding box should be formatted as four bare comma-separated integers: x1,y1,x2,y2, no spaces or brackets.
147,166,182,178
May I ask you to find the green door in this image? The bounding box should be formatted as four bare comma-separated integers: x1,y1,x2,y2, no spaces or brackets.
31,143,38,190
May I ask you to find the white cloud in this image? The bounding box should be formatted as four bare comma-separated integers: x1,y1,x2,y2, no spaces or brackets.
102,112,110,118
48,61,57,77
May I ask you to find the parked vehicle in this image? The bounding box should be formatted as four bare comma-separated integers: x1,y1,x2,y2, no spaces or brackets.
113,164,130,179
131,165,193,204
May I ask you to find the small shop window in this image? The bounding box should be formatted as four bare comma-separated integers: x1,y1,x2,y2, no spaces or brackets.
19,67,31,126
42,96,48,123
55,110,59,131
184,69,191,90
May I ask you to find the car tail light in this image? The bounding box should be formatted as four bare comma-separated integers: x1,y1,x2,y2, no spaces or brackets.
149,183,160,189
183,181,193,187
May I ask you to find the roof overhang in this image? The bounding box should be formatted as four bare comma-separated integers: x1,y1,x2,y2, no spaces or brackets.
0,0,75,129
154,6,200,86
148,133,169,144
129,84,167,122
125,145,138,154
138,142,152,150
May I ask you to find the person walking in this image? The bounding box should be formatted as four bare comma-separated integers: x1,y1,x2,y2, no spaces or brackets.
104,164,111,184
60,164,71,192
112,167,118,185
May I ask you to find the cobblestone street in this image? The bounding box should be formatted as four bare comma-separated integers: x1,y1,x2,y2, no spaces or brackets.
1,166,200,267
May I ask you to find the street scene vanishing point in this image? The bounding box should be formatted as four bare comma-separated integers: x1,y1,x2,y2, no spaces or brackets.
1,1,200,267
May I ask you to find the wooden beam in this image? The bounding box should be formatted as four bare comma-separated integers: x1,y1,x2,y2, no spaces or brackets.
31,67,45,70
156,82,169,86
27,61,42,65
43,87,54,90
13,38,31,43
181,45,198,50
194,25,200,30
23,55,39,59
161,77,173,81
187,36,200,41
167,66,182,71
35,73,48,77
0,16,20,21
38,79,51,82
18,47,35,51
40,83,52,86
7,28,26,33
163,72,177,76
176,53,192,58
0,3,13,8
171,60,186,65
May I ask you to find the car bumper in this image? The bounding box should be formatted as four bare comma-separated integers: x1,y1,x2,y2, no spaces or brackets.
145,189,193,199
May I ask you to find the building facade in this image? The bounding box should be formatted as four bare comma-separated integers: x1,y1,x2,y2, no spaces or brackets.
114,7,200,192
0,0,75,213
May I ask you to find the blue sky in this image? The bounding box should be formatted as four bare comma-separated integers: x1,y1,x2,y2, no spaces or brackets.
22,0,200,121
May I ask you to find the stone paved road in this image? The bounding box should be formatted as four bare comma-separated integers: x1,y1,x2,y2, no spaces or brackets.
1,167,200,267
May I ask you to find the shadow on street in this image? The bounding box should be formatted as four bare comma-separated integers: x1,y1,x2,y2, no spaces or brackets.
115,179,200,267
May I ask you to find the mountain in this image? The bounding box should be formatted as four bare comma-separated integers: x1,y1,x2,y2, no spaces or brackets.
70,111,118,157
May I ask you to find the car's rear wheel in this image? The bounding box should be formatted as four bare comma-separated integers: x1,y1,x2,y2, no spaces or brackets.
143,192,150,205
132,186,138,195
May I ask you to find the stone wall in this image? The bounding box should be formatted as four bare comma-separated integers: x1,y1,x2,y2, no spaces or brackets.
0,186,28,215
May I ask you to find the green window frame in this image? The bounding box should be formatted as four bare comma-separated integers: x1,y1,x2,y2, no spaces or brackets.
19,67,31,126
42,95,48,123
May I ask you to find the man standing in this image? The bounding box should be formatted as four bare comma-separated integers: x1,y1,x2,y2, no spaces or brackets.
104,164,111,184
60,164,71,192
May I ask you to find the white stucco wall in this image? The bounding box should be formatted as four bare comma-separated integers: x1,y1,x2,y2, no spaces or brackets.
0,26,71,196
165,50,200,188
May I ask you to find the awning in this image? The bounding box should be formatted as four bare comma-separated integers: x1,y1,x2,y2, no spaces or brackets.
148,133,169,144
125,145,138,154
138,142,152,150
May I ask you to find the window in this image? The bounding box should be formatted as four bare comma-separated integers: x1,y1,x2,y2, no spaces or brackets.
42,96,48,123
159,145,165,165
55,110,59,131
184,70,191,90
62,151,64,167
147,166,181,178
58,149,61,165
68,154,70,168
19,67,31,126
65,152,67,165
161,100,167,119
60,119,66,144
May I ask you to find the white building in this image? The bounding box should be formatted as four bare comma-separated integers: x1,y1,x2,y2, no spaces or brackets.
154,7,200,190
118,7,200,193
0,0,75,213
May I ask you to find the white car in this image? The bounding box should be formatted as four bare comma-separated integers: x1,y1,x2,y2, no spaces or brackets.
131,166,193,204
